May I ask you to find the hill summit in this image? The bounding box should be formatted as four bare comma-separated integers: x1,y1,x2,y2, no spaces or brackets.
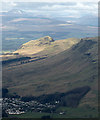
14,36,80,56
21,36,54,47
31,36,55,46
38,36,54,42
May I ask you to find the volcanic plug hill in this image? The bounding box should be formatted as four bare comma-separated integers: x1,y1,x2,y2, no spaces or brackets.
2,36,98,108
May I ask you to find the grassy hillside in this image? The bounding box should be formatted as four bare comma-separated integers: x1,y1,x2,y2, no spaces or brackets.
13,36,80,56
2,37,98,109
1,36,80,61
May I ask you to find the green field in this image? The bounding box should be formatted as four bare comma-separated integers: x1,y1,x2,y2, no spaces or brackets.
7,105,98,118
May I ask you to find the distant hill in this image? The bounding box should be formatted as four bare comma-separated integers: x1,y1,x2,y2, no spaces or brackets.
76,15,98,27
2,10,98,51
2,36,98,109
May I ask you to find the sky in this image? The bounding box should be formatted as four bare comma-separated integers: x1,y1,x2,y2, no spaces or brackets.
0,0,98,20
2,0,99,2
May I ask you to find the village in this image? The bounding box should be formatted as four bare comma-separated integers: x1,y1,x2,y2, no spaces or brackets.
2,98,60,115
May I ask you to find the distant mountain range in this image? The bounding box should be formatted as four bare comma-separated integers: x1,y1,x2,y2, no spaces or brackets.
1,9,98,25
1,9,28,17
1,9,98,51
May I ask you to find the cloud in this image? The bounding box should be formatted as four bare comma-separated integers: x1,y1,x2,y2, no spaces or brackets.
2,0,99,2
2,2,17,11
1,1,98,19
74,2,98,10
38,2,97,12
10,2,17,6
40,5,67,10
30,2,98,17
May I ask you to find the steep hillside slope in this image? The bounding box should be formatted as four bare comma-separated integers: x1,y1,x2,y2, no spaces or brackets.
2,37,98,109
